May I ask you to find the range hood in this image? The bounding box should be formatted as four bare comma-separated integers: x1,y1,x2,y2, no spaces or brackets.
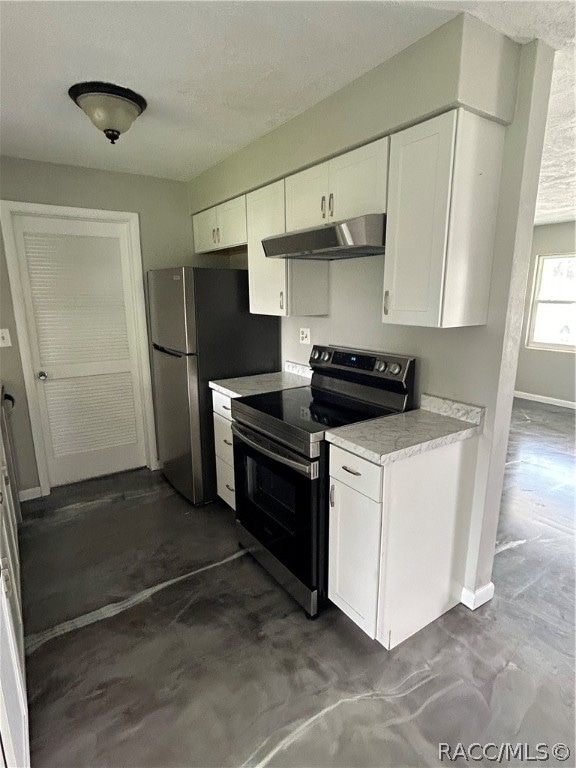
262,213,386,261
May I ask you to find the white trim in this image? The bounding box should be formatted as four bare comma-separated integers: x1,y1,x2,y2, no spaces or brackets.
0,203,51,495
461,582,494,610
0,200,159,493
514,390,576,410
18,487,42,503
525,252,576,352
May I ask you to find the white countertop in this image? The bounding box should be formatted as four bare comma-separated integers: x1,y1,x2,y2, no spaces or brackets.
209,371,310,399
326,395,484,466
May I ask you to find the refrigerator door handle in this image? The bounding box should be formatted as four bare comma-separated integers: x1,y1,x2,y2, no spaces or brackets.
152,343,183,359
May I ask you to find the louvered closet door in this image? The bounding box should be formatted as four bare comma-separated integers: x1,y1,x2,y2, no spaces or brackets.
12,215,147,487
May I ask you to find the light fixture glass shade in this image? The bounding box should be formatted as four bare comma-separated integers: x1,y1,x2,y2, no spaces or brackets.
76,93,141,134
69,82,147,144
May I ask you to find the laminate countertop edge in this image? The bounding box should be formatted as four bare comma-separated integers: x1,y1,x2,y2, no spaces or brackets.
326,396,485,467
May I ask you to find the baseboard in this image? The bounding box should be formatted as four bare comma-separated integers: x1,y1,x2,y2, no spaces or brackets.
19,486,42,502
461,582,494,610
514,390,576,410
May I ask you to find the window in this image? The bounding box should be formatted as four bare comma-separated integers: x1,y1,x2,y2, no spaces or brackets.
527,253,576,352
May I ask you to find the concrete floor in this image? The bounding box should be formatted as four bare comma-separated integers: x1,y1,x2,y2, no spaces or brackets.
20,399,574,767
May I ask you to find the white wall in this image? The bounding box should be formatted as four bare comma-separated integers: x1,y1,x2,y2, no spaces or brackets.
515,221,576,405
0,156,193,491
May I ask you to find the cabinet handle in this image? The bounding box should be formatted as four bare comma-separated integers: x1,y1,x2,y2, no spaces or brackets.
225,484,235,493
329,484,335,507
217,227,221,243
321,195,326,219
212,228,216,243
222,405,231,411
328,193,334,218
342,465,361,476
383,290,390,316
223,439,232,446
1,564,11,599
279,291,284,310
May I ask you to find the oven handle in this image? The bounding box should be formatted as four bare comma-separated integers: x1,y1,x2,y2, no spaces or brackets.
231,423,317,478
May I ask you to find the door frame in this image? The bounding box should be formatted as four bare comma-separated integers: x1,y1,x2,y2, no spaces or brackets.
0,200,159,496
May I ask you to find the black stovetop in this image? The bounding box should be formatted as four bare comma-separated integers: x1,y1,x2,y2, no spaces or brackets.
234,386,393,434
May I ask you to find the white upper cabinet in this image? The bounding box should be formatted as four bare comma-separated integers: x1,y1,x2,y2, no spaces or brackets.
193,195,247,254
247,181,329,316
383,109,505,328
285,137,389,231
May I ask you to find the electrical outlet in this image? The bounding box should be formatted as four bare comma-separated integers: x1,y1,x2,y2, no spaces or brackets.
299,327,311,345
0,329,12,348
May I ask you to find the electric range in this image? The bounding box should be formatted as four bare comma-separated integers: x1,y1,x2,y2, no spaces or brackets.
231,345,416,616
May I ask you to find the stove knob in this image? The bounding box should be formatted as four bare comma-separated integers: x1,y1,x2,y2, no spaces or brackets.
389,363,402,375
311,349,320,360
321,351,330,362
375,360,387,372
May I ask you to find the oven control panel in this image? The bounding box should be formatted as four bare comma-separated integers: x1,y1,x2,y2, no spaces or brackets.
309,345,412,381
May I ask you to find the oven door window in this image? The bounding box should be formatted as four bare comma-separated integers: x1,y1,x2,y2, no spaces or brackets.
234,434,320,589
247,457,298,534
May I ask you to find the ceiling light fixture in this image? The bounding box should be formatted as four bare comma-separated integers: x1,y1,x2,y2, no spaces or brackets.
68,81,147,145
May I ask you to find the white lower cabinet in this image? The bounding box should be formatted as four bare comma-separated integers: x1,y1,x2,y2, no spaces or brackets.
212,393,236,510
215,456,236,510
1,418,30,768
328,440,470,649
328,478,382,637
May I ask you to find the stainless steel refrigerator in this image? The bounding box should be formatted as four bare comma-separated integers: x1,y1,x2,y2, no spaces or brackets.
148,267,280,504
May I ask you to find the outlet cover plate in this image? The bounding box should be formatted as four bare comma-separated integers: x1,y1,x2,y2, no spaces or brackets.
299,327,311,345
0,329,12,348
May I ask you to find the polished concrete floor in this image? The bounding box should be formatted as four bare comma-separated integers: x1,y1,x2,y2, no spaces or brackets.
20,399,574,767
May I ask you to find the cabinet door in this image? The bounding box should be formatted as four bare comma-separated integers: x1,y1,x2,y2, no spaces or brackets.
247,181,288,316
215,456,236,510
217,196,247,248
285,161,329,231
213,413,234,465
192,207,217,254
328,477,382,638
382,111,457,327
328,137,388,221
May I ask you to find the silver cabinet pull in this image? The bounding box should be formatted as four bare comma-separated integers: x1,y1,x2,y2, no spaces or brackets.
328,193,334,218
223,439,232,446
222,405,231,411
225,484,235,493
212,228,216,243
217,227,221,243
279,291,284,310
321,195,326,219
329,484,335,507
383,290,390,316
342,465,361,476
37,370,48,380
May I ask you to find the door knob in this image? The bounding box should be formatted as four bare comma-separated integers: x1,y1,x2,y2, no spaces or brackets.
37,371,48,380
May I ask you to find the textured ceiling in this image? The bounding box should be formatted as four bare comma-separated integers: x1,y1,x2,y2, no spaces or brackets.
0,1,574,224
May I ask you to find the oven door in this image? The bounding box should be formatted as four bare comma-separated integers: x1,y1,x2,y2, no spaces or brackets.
232,422,321,592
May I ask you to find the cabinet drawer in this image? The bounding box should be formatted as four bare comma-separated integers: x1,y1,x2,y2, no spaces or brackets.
216,456,236,510
212,390,234,421
330,445,382,502
213,413,234,464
